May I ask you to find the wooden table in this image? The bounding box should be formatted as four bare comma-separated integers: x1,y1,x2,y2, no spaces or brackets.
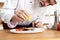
0,30,60,40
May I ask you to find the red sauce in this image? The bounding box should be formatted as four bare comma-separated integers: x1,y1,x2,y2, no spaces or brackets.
16,28,24,31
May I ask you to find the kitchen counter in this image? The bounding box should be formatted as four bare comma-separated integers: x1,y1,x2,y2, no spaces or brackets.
0,30,60,40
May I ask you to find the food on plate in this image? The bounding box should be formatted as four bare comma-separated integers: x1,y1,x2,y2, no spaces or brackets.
16,28,24,31
16,28,33,31
24,28,33,31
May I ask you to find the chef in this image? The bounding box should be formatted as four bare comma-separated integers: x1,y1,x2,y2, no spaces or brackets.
0,0,58,29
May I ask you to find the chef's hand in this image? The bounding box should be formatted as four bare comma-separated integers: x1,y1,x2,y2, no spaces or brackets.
33,21,43,28
40,0,49,6
11,10,29,23
40,0,56,7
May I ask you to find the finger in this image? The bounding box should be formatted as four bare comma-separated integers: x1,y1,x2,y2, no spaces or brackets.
36,23,41,27
20,10,31,21
34,21,40,25
15,14,24,22
16,11,26,21
36,22,43,27
21,10,29,17
40,1,45,6
19,10,27,19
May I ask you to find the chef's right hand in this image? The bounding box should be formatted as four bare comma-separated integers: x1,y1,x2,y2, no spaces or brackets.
11,10,29,23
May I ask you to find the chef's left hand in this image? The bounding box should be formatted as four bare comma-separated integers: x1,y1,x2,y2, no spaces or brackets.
33,21,43,28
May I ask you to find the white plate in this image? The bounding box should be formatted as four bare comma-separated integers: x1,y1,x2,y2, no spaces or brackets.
10,28,45,33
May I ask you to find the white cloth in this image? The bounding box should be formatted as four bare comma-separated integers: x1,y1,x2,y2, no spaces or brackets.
0,0,60,28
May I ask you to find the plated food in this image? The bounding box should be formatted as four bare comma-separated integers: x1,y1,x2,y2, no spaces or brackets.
10,28,45,33
16,28,33,31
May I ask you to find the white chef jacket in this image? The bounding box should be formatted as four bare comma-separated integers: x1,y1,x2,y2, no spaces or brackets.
0,0,60,28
